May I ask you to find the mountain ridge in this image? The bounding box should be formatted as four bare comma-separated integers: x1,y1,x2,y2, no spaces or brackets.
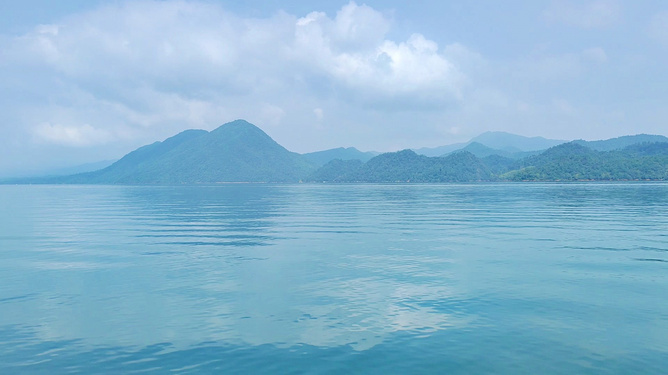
303,147,377,167
53,120,315,184
573,134,668,151
414,131,566,157
5,120,668,184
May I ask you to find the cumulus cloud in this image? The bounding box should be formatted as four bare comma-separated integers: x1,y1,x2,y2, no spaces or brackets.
544,0,620,29
0,0,463,155
297,2,390,53
334,34,461,103
293,5,461,106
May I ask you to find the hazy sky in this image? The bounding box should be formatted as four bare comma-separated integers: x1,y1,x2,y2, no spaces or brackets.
1,0,667,174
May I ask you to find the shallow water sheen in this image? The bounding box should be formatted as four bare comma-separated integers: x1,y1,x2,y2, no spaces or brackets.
1,183,667,374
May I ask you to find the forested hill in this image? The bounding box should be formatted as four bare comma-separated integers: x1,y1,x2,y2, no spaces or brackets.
500,142,668,181
308,142,668,182
51,120,316,184
307,150,494,182
303,147,376,167
573,134,668,151
9,121,668,184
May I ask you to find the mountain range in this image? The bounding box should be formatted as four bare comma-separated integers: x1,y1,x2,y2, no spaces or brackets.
6,120,668,184
413,131,566,157
303,147,377,167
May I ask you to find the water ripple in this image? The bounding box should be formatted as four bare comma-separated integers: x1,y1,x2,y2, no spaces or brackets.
1,183,668,373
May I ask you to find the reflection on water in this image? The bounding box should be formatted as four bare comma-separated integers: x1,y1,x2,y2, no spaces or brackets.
1,183,668,373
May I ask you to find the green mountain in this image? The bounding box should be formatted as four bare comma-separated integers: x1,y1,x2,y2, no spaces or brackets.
442,142,539,159
445,142,506,158
470,131,565,152
303,147,376,167
573,134,668,151
415,131,565,157
307,159,364,182
56,120,315,184
481,154,517,175
351,149,428,182
414,142,469,157
8,121,667,185
620,142,668,156
308,150,495,182
501,142,668,181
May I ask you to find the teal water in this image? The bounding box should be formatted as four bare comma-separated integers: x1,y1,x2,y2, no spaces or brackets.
1,183,667,374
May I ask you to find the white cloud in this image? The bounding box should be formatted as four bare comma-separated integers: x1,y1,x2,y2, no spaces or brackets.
0,0,463,153
13,1,458,103
332,34,460,98
320,2,391,52
544,0,620,29
293,4,461,106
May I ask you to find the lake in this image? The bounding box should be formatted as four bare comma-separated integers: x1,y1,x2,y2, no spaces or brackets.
1,183,667,374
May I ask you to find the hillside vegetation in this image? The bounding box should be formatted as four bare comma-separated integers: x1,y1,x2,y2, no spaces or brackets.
55,120,315,184
11,121,668,184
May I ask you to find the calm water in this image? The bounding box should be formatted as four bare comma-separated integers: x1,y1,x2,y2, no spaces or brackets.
1,183,667,374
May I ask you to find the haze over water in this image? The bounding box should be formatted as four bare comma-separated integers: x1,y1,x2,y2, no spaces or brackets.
1,183,667,373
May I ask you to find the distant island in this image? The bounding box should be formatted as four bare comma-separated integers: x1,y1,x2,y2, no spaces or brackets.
5,120,668,184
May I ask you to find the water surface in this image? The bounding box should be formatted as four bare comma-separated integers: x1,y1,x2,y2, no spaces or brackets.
1,183,667,373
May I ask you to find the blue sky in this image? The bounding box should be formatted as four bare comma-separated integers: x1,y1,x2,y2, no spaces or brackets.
1,0,667,175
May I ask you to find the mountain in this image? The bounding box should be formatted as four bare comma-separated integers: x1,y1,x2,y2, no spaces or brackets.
470,131,566,152
414,131,565,157
55,120,315,184
481,154,516,175
307,159,364,182
502,142,668,181
414,142,468,157
620,142,668,156
351,149,429,182
441,142,540,159
445,142,507,158
573,134,668,151
308,150,495,183
303,147,376,167
7,121,668,185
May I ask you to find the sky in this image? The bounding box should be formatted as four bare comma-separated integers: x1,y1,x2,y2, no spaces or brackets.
1,0,668,175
